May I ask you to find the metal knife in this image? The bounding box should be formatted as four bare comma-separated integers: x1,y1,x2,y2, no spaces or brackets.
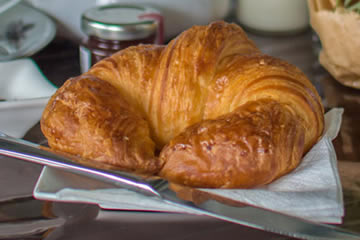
0,132,359,240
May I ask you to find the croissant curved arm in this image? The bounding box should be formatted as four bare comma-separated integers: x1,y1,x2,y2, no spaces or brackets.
160,99,305,188
41,75,161,174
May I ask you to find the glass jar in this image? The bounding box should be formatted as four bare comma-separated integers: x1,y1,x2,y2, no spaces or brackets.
79,4,163,73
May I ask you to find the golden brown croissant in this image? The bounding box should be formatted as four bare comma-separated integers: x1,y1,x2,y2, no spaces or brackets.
41,21,324,188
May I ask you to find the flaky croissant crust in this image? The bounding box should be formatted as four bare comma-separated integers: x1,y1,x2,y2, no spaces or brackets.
41,21,324,188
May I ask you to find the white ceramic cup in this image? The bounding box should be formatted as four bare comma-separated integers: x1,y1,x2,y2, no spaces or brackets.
236,0,309,35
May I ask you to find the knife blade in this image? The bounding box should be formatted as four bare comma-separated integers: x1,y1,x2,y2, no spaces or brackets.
160,188,360,240
0,133,359,240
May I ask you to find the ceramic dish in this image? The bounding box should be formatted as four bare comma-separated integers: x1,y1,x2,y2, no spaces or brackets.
0,1,56,61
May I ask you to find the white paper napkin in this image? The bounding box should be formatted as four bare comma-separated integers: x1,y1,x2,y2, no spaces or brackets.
33,108,344,224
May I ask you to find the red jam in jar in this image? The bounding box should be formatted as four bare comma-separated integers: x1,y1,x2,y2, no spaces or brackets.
80,4,163,73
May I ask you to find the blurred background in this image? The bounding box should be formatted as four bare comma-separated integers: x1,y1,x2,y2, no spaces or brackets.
23,0,310,43
26,0,233,43
0,0,312,82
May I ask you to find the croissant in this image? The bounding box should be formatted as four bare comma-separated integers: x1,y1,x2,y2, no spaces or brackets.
41,21,324,188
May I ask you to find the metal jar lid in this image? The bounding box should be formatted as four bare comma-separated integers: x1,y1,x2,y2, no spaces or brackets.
81,4,159,41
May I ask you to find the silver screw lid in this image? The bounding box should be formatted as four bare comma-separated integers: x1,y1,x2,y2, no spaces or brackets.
81,4,159,41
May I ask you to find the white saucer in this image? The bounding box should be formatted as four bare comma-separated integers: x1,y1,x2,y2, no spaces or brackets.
0,1,56,61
